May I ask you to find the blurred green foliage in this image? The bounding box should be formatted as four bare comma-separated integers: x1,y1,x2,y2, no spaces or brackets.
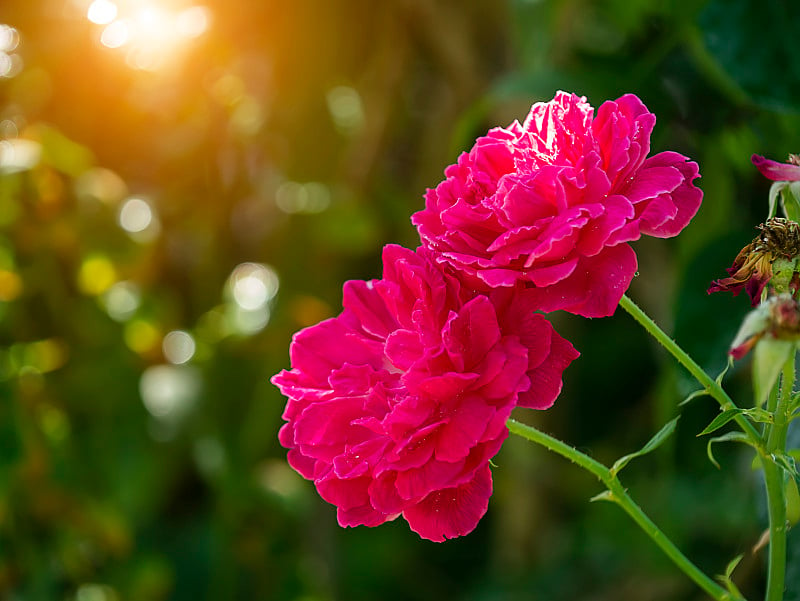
0,0,799,599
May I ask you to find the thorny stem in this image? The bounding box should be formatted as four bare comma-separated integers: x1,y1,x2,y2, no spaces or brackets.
619,293,798,600
507,419,741,601
618,294,764,449
762,356,793,601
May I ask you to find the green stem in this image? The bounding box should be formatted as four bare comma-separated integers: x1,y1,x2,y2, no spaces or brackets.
507,418,741,601
762,356,793,601
619,294,763,447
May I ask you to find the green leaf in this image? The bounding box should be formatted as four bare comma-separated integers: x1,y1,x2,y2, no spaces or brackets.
680,361,733,407
768,181,786,219
706,431,753,469
790,392,800,415
782,185,800,222
716,553,745,599
718,357,734,383
789,181,800,210
772,453,799,479
697,409,747,436
610,417,679,476
679,388,709,407
697,406,773,438
744,407,775,424
724,553,744,579
753,338,795,407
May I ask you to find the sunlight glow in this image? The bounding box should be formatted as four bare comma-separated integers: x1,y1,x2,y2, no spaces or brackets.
86,2,212,71
118,196,160,241
75,167,128,205
162,330,196,365
119,196,151,230
224,263,279,335
229,306,270,335
0,53,23,78
0,139,41,173
0,25,19,52
326,86,365,135
87,0,118,25
140,364,199,420
229,263,279,311
275,181,331,214
176,6,210,38
102,281,141,321
101,19,130,48
0,25,23,79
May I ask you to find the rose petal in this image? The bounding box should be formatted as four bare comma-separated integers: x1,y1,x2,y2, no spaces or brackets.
635,152,702,238
752,154,800,181
403,463,493,542
524,243,638,317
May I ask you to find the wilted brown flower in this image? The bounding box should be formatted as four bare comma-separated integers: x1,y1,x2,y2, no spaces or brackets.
708,217,800,305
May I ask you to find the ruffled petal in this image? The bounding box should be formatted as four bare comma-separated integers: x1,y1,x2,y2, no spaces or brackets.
634,152,703,238
403,463,493,542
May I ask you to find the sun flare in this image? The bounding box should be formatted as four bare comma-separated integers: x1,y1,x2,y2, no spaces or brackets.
84,0,210,71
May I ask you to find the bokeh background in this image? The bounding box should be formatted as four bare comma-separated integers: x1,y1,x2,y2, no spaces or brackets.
1,0,799,599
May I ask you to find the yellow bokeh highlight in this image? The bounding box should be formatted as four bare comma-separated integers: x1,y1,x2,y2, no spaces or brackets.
17,366,44,396
34,168,65,215
24,338,69,373
211,73,245,106
0,269,22,301
77,254,117,296
124,319,160,355
290,295,333,328
38,404,70,443
7,338,69,378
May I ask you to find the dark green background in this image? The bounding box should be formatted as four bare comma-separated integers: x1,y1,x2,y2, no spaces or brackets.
1,0,799,599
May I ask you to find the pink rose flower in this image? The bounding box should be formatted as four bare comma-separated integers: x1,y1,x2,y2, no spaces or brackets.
271,244,578,542
751,153,800,181
412,91,703,317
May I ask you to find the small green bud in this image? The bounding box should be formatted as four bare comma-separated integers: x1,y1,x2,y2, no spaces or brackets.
771,257,800,294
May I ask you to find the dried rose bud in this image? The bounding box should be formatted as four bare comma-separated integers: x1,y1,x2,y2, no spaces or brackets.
708,217,800,305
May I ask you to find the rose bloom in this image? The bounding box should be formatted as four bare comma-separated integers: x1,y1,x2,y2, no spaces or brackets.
412,91,703,318
272,245,578,542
